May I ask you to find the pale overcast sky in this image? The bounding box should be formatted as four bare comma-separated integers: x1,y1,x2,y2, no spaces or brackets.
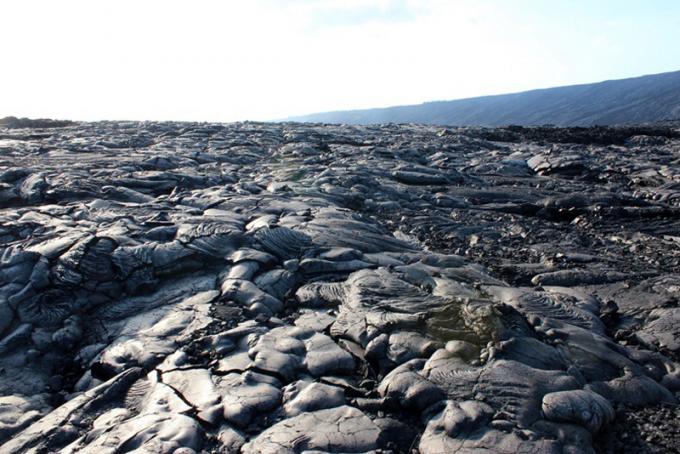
2,0,679,122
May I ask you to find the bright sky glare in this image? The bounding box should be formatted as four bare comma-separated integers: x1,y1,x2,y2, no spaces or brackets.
2,0,679,122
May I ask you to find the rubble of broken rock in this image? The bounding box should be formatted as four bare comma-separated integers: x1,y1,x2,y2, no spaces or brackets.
0,120,679,453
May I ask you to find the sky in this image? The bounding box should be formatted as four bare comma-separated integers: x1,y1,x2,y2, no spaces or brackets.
1,0,679,122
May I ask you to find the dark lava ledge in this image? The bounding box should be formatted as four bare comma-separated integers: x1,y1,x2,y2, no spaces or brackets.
0,120,679,453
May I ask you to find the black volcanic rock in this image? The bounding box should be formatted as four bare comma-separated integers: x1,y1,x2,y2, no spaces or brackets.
288,70,680,126
0,120,679,453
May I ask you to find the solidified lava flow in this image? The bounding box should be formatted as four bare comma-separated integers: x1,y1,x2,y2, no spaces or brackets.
0,120,679,453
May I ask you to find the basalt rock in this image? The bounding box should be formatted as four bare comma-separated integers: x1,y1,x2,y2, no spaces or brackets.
0,121,678,453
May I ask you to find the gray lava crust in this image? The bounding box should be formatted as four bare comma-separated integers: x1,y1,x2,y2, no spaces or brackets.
0,120,679,453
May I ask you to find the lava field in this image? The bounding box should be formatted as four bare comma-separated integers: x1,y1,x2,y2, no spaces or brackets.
0,120,679,453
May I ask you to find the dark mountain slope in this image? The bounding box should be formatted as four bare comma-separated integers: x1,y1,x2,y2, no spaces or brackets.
288,70,680,126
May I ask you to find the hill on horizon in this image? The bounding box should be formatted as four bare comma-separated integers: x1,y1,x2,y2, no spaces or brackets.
287,70,680,126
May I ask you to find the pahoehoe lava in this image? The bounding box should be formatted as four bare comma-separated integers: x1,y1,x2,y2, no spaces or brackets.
1,120,679,453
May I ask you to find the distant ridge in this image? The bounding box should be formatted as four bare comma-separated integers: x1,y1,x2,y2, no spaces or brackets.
0,116,74,129
288,70,680,126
